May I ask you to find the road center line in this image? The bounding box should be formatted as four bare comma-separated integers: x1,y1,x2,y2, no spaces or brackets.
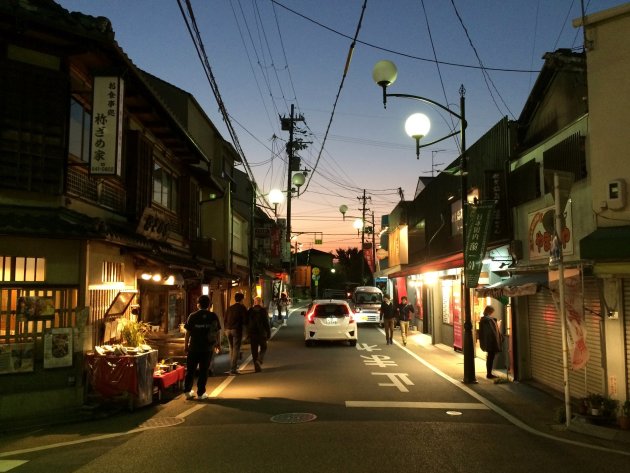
346,401,489,409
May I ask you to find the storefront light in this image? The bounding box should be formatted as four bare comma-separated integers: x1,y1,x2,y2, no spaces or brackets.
152,273,162,282
164,275,175,285
423,272,439,285
202,284,210,296
141,272,152,280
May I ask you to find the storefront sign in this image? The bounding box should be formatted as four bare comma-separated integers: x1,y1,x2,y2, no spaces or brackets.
464,202,496,288
528,205,573,261
137,208,170,241
485,170,508,238
90,76,124,176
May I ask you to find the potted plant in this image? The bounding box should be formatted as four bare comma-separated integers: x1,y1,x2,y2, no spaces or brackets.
586,393,605,416
121,319,149,347
619,400,630,430
602,396,619,422
576,397,589,415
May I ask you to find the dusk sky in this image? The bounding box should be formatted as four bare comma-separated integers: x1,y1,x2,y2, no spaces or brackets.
57,0,627,254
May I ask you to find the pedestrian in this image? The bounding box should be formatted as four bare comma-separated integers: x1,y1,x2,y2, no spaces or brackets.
478,305,503,379
278,292,289,326
379,294,396,345
183,295,220,400
224,292,248,375
397,296,414,346
246,296,272,373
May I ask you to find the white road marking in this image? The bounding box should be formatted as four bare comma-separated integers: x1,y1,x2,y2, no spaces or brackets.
346,401,489,410
371,372,414,392
374,327,630,457
0,460,28,471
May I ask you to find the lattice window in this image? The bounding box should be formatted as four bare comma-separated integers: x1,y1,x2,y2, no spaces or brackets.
0,257,46,282
102,261,124,283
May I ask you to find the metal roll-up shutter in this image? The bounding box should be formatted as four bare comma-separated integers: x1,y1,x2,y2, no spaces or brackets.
528,289,563,392
567,277,604,398
624,279,630,399
528,277,604,397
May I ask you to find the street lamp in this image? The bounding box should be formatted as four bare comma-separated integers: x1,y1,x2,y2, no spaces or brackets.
267,188,284,217
372,60,476,384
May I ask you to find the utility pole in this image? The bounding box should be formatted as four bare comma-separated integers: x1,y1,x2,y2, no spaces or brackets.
357,190,371,284
280,104,304,296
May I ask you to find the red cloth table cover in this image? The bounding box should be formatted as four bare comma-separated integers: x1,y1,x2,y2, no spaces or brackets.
85,350,157,407
153,365,185,391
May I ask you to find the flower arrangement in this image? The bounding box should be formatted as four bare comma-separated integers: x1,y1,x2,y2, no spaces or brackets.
120,319,150,347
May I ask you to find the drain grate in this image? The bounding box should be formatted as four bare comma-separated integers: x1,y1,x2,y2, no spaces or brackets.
270,412,317,424
138,417,185,429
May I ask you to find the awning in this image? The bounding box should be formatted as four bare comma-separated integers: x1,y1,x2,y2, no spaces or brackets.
387,253,464,279
580,226,630,259
476,272,548,298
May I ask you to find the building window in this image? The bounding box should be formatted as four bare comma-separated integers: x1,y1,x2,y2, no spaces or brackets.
102,261,124,283
0,256,12,282
153,162,178,211
68,98,91,162
233,216,243,255
2,257,46,282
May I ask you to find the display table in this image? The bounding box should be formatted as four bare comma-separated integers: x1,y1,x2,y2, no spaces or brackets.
85,350,158,409
153,365,185,400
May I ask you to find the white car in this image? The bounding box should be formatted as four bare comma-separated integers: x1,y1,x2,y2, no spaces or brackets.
303,299,358,347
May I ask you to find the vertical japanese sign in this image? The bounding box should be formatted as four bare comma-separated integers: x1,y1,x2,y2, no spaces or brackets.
363,242,374,274
90,76,124,176
548,268,588,370
464,201,496,288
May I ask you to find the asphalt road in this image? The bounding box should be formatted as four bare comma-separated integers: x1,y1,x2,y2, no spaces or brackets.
1,308,628,472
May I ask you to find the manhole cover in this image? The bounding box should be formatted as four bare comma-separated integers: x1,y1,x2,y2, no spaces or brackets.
270,412,317,424
138,417,185,429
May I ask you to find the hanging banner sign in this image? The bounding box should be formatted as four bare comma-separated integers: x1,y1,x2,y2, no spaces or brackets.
549,268,588,370
464,201,496,288
90,76,124,176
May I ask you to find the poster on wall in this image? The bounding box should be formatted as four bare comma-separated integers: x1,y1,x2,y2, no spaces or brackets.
18,296,55,319
44,328,73,369
0,343,35,374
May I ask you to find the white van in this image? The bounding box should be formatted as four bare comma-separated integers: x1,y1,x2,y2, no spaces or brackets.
350,286,383,324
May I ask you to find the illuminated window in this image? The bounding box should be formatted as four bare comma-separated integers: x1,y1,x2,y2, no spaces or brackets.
13,257,46,282
102,261,124,283
0,256,12,282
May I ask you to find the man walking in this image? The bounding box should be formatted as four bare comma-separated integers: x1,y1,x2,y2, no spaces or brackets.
397,296,414,346
224,292,247,375
246,296,272,372
183,295,220,400
379,295,396,345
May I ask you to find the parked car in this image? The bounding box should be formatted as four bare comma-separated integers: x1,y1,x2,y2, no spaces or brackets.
349,286,383,324
302,299,358,347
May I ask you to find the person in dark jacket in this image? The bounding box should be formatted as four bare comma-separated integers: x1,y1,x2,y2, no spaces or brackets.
246,296,272,372
184,295,220,399
224,292,247,375
478,305,503,379
379,295,396,345
397,296,414,346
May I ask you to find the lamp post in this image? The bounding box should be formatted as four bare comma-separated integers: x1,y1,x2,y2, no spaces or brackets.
339,206,369,284
372,60,476,384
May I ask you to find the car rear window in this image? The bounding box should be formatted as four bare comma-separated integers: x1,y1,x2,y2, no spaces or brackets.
355,292,382,303
314,304,349,317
